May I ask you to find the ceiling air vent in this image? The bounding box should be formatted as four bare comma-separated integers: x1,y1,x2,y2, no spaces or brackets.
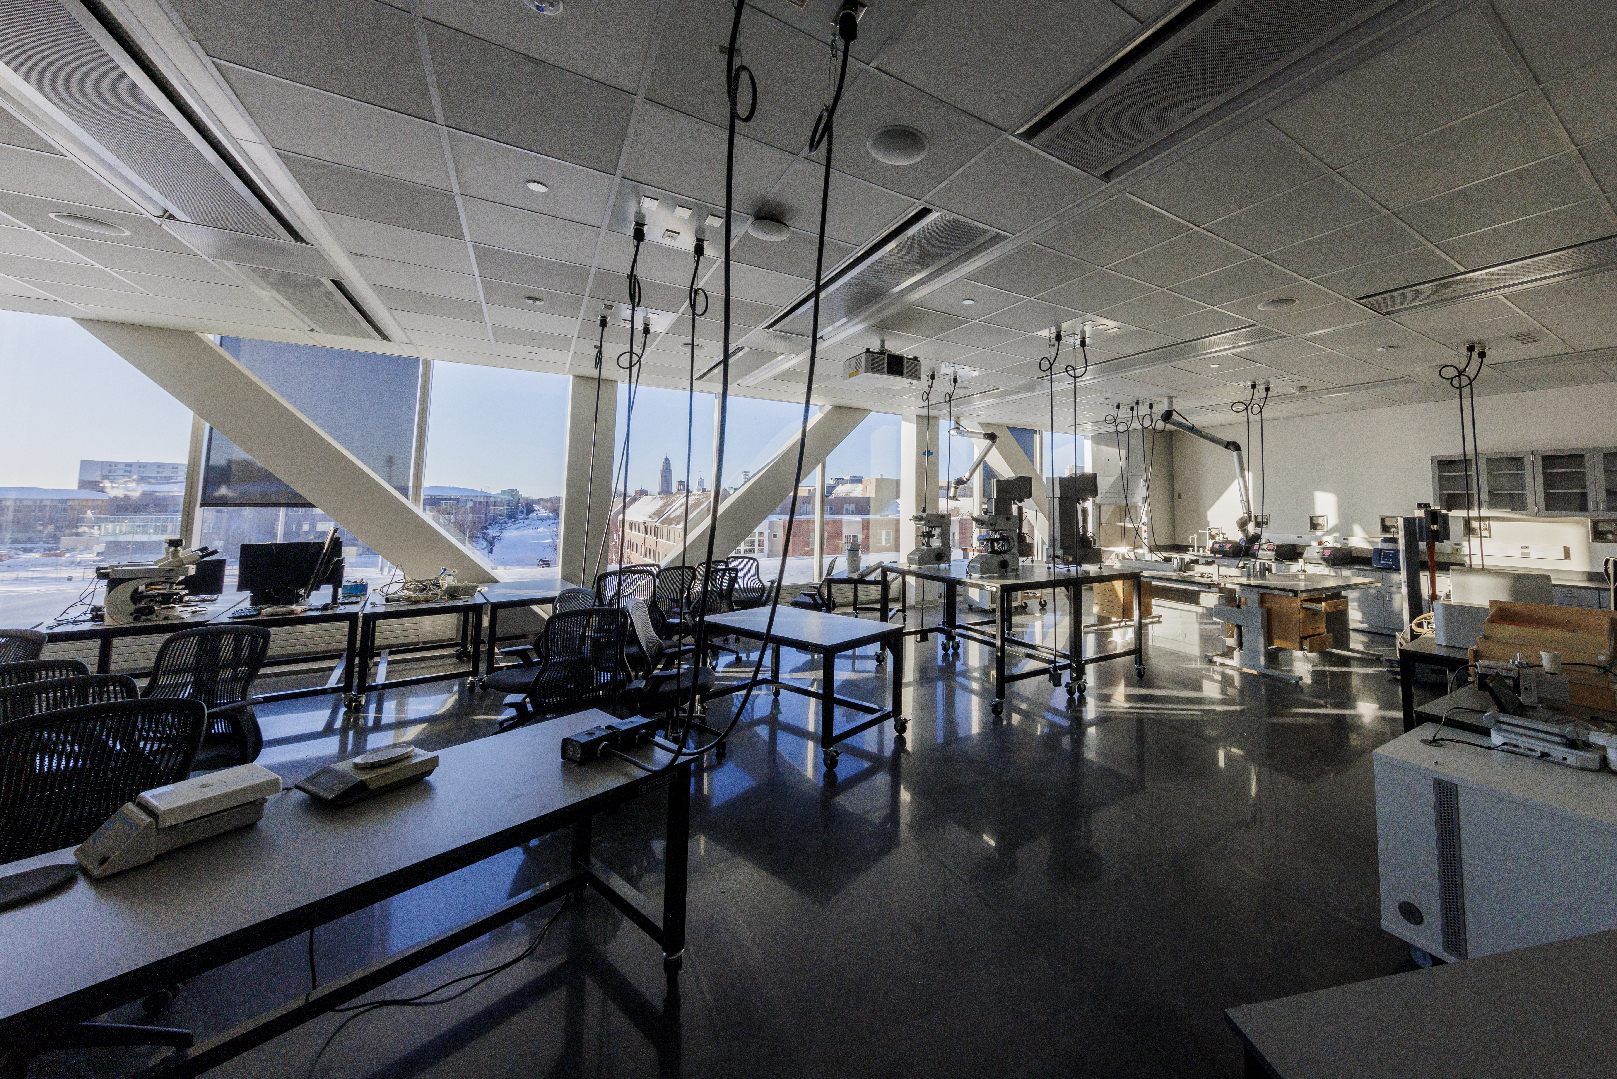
1023,0,1397,178
1359,234,1617,315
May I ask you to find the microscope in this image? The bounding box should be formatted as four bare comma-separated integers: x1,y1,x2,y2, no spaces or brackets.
98,539,218,625
906,512,953,566
967,476,1033,577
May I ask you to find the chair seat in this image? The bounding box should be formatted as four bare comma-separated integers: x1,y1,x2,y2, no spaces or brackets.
483,665,541,694
645,667,715,695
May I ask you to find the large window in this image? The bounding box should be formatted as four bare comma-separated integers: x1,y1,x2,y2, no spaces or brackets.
0,310,191,627
818,411,901,573
422,361,569,576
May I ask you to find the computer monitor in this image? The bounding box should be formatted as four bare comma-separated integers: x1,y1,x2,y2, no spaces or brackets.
237,542,328,606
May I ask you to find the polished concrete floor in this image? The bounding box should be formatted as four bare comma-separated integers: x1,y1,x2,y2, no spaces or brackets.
40,600,1420,1079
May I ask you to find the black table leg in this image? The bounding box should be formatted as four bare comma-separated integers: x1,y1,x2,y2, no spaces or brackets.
1068,582,1083,698
945,580,958,649
484,605,499,677
1400,650,1416,732
890,630,905,735
821,651,838,769
342,615,359,704
97,634,114,675
469,606,485,679
992,587,1006,716
771,642,781,696
880,566,890,623
1134,576,1146,679
662,761,690,985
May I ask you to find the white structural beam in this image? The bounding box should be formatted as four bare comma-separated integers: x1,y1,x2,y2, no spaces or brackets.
899,412,940,554
977,423,1050,539
77,320,497,582
559,373,620,586
661,405,869,569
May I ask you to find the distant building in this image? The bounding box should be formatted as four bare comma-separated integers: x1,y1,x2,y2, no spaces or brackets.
0,487,109,546
621,491,713,564
78,460,185,489
659,456,673,495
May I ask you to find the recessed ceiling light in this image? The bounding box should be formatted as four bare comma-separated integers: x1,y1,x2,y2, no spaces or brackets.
48,212,127,236
524,179,549,193
747,216,790,242
1208,363,1221,368
961,297,976,306
1257,296,1296,311
1376,344,1398,352
525,295,544,304
867,125,928,166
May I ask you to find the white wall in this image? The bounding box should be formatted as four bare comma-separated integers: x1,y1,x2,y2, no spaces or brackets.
1172,381,1617,548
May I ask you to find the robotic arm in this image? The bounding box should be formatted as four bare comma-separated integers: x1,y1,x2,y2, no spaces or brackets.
948,429,998,501
1159,409,1255,538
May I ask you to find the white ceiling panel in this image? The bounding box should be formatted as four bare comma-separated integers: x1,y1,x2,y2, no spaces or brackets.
1150,307,1251,342
915,278,1024,319
0,251,134,293
1266,214,1423,279
1309,245,1458,300
445,131,615,229
1041,268,1155,312
1094,288,1204,328
45,237,237,285
0,274,61,303
372,284,483,322
936,322,1025,350
0,108,59,155
322,211,473,274
0,193,188,254
117,271,262,309
1268,8,1529,168
926,139,1102,233
460,197,604,267
621,104,796,214
1168,260,1302,308
280,153,462,238
873,306,972,340
1493,0,1617,83
1108,230,1246,288
1130,122,1328,225
490,323,577,352
1042,197,1186,266
1205,176,1377,254
1217,278,1339,321
411,0,660,93
766,160,917,247
981,298,1079,334
353,253,480,300
1437,198,1617,270
728,230,857,283
169,0,435,120
829,69,1001,200
1517,301,1617,352
1544,53,1617,147
426,24,635,175
1501,270,1617,316
0,145,140,214
880,0,1141,130
218,64,449,188
0,290,77,317
472,245,590,296
969,244,1089,298
1397,152,1601,242
393,309,488,342
0,224,89,265
1340,94,1572,210
1258,299,1375,338
724,260,808,308
485,302,582,338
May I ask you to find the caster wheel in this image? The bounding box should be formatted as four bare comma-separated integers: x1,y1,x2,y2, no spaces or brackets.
456,648,471,661
991,701,1003,717
893,718,908,734
1039,599,1047,609
772,687,780,698
1075,680,1088,695
1136,665,1147,681
823,749,840,769
1065,682,1077,697
952,642,961,654
876,649,886,664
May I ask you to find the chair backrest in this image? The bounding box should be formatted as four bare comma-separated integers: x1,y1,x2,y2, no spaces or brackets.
0,630,47,665
0,658,90,692
0,697,207,863
0,674,140,723
727,556,765,590
142,625,272,711
625,600,663,678
527,608,631,716
594,566,658,608
653,566,697,612
692,562,738,614
552,587,597,614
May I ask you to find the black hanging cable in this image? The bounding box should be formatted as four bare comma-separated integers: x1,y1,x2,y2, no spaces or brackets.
577,313,609,579
679,239,708,576
1440,343,1487,567
598,224,648,572
1037,328,1063,565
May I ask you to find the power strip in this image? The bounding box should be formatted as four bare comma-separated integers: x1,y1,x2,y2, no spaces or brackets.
561,718,664,763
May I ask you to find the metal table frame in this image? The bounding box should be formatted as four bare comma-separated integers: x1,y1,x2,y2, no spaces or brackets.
39,597,244,676
478,582,571,676
0,714,691,1079
880,561,1146,716
703,607,905,771
209,605,363,706
1397,635,1472,732
354,595,486,706
1201,574,1377,684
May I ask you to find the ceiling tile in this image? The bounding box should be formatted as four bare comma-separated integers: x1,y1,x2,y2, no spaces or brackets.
490,323,575,352
1042,197,1186,266
1205,176,1377,254
0,251,137,292
970,244,1089,297
1108,230,1246,287
0,145,140,214
445,131,615,230
218,64,448,188
371,283,483,321
926,139,1101,233
0,109,57,155
411,0,659,93
1041,268,1155,312
1494,0,1617,83
485,302,583,338
1267,214,1422,279
47,237,235,283
32,280,287,322
585,273,687,314
1397,152,1601,242
829,70,1001,200
1501,270,1617,316
169,0,434,119
1253,350,1392,387
983,333,1060,361
479,277,590,314
729,230,856,283
1545,53,1617,146
461,196,603,266
1094,288,1204,328
1438,198,1617,269
472,244,590,295
426,23,635,174
915,278,1024,319
1217,279,1340,321
0,224,91,265
1585,136,1617,201
1340,94,1572,210
1310,246,1459,299
1526,303,1617,351
765,161,916,248
1303,320,1454,365
117,271,259,308
880,0,1141,130
726,261,807,307
1149,307,1251,342
1166,260,1304,308
621,104,796,214
1262,299,1375,337
395,309,487,341
1130,123,1328,225
321,211,473,274
936,323,1024,349
873,306,971,340
0,192,185,253
0,290,75,316
981,298,1079,334
1268,8,1528,167
281,152,462,238
354,253,480,300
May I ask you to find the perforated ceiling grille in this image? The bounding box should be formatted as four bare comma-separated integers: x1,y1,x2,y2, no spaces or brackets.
1359,234,1617,315
1026,0,1393,177
0,0,282,237
769,210,1002,339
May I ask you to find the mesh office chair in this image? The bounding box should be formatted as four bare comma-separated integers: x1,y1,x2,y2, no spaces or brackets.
650,566,697,639
0,674,139,723
625,601,714,718
553,587,597,614
0,658,90,691
691,562,737,614
0,629,46,665
726,556,776,610
487,608,633,727
141,625,272,766
0,697,207,864
594,566,658,608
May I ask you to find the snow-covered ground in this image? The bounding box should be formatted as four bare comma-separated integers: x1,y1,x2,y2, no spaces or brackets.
485,512,558,578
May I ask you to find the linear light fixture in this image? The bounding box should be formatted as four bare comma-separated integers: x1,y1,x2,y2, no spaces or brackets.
1359,234,1617,315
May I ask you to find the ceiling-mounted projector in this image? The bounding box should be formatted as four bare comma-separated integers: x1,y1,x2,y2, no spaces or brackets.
846,348,921,384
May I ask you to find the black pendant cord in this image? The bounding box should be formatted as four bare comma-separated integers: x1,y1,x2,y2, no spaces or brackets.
1038,329,1064,564
679,241,708,575
1230,380,1269,532
596,226,648,573
658,2,859,766
1440,343,1487,567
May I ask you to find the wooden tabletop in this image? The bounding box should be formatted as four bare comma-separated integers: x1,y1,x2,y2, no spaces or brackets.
0,710,666,1029
1228,927,1617,1078
704,607,899,652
